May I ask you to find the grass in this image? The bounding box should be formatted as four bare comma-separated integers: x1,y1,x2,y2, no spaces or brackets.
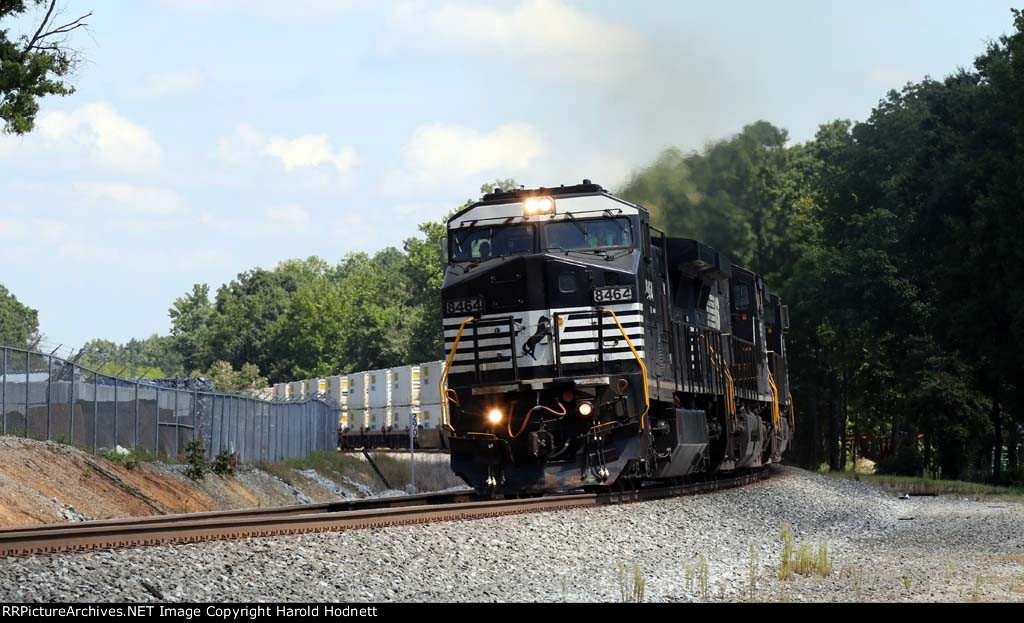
618,563,646,603
778,522,831,579
779,523,795,580
828,472,1024,502
748,545,759,602
99,445,157,471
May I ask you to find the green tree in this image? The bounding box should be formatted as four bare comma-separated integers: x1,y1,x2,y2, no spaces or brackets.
169,283,213,372
0,0,91,134
201,360,267,393
0,284,39,347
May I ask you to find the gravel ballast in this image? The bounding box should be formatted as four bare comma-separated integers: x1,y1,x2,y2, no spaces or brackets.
1,466,1021,603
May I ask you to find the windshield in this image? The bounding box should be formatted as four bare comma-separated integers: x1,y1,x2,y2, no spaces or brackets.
449,224,536,262
545,217,633,251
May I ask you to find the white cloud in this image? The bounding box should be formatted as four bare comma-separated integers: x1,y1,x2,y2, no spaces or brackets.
129,70,202,98
265,134,359,178
388,0,647,81
386,122,545,194
215,124,359,190
32,102,163,173
215,123,266,165
267,205,312,231
75,182,185,216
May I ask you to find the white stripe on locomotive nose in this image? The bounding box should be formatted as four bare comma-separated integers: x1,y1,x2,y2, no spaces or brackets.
557,339,645,353
557,353,642,365
444,337,516,349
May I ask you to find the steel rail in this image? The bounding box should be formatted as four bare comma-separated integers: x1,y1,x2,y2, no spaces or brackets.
0,471,768,558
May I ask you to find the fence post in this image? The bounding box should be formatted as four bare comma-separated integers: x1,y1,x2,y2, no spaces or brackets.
2,347,6,436
25,350,29,438
69,358,75,445
46,355,51,442
173,389,180,462
134,380,139,448
92,373,98,454
154,386,160,459
113,377,118,448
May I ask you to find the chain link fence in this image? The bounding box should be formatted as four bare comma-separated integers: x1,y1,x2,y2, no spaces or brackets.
0,345,336,464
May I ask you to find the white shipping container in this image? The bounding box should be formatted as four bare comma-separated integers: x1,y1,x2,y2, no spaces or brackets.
368,406,391,430
347,372,369,411
419,360,446,405
419,403,443,430
390,365,421,407
367,369,391,409
391,404,422,432
348,407,368,431
288,381,304,401
273,383,288,401
326,375,349,406
304,378,326,397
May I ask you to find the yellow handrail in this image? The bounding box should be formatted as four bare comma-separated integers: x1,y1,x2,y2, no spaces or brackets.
702,333,736,422
439,317,475,432
767,370,781,429
787,391,795,434
600,308,649,431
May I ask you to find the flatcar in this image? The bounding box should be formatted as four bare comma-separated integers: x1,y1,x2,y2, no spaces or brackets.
438,181,793,494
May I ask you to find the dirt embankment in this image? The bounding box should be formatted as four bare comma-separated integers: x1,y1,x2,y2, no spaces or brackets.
0,437,462,528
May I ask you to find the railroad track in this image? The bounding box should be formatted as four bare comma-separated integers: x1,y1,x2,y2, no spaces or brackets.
0,471,768,558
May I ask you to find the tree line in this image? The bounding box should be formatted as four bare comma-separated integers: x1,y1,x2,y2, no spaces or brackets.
620,11,1024,483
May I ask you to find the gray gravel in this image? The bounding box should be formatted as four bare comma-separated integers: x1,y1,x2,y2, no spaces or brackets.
1,466,1021,603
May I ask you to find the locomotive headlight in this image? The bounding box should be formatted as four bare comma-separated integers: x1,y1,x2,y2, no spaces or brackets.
487,408,503,424
577,402,594,417
523,197,554,217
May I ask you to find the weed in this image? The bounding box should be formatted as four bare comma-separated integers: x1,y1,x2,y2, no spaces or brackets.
748,544,758,602
794,543,814,575
697,554,710,600
618,563,645,603
945,561,953,580
902,575,911,591
684,566,694,593
184,438,208,481
815,541,832,577
788,540,832,577
560,576,568,602
100,448,144,471
842,564,865,600
777,583,790,603
779,522,794,580
970,576,982,603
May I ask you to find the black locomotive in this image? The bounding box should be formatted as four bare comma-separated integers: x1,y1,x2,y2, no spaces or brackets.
439,181,792,494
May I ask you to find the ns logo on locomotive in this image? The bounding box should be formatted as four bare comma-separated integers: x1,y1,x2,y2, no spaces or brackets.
439,181,794,494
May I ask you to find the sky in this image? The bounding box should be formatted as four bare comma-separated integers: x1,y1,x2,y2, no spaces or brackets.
1,0,1020,353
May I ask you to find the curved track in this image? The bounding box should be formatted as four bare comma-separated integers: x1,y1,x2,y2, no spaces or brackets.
0,471,768,558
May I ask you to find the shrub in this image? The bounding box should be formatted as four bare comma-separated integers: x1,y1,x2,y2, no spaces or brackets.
213,450,237,476
184,438,208,481
875,445,924,476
